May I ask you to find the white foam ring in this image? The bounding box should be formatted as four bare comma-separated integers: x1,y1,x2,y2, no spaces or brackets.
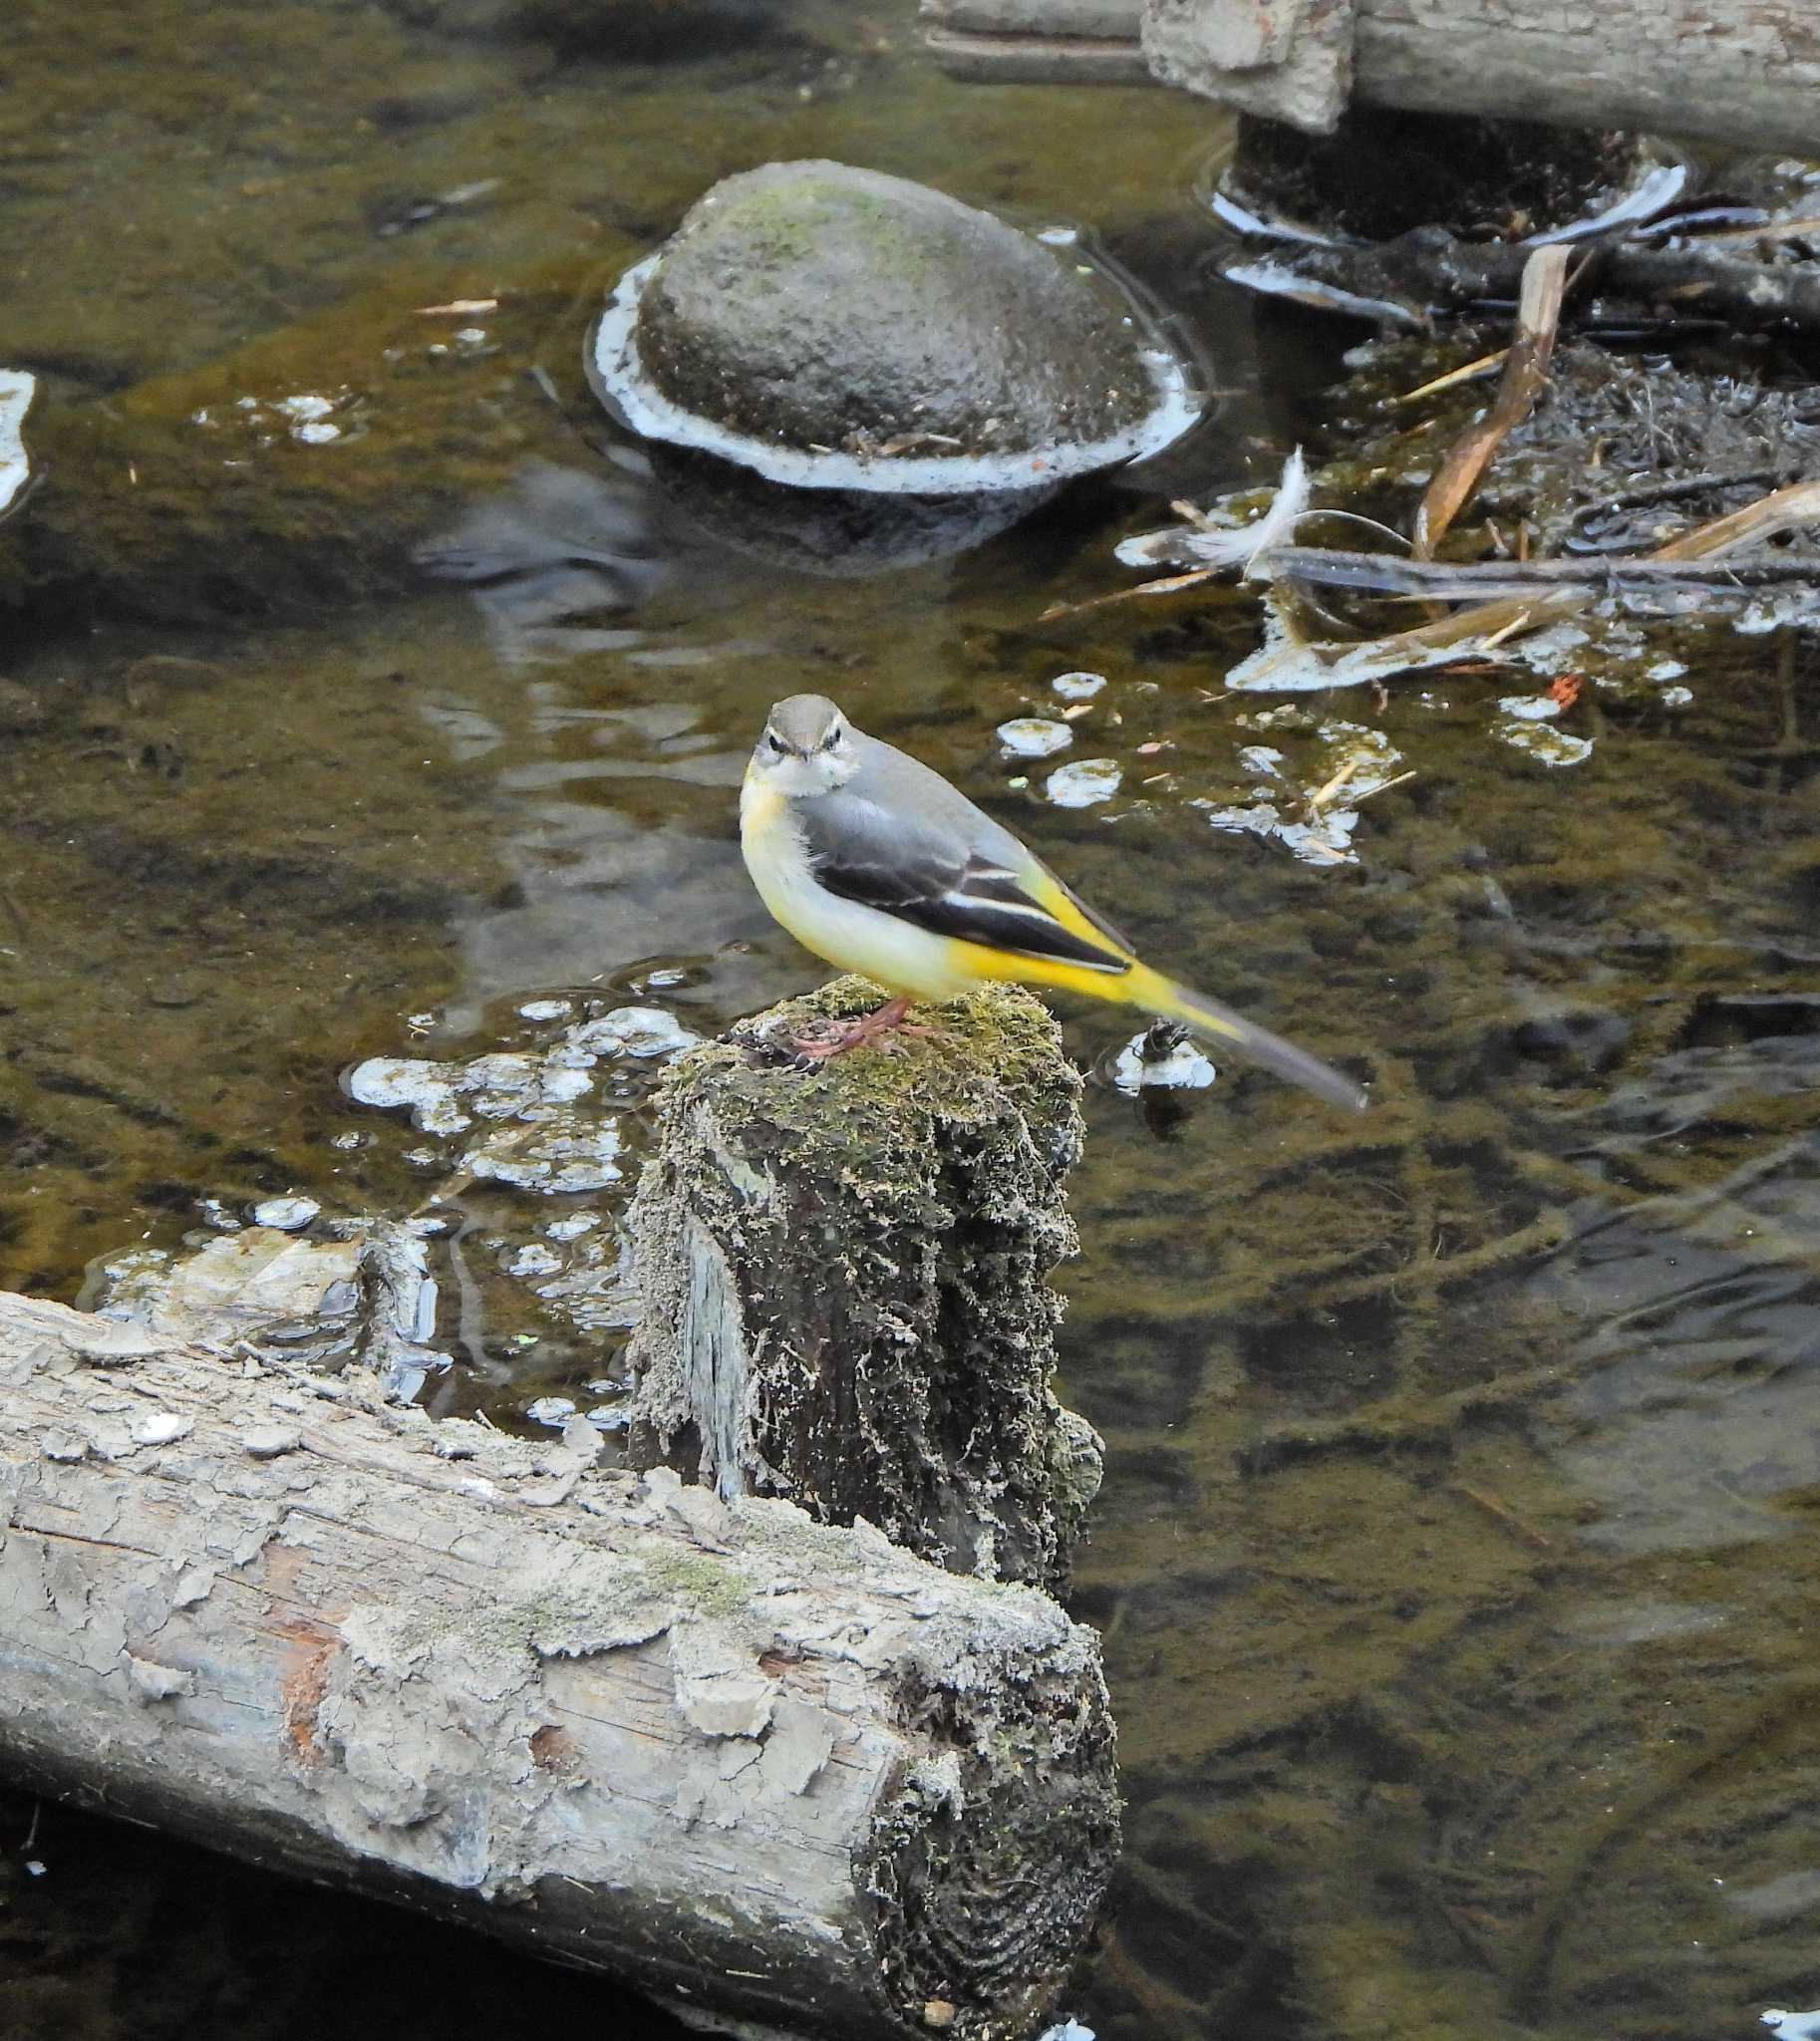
588,254,1202,495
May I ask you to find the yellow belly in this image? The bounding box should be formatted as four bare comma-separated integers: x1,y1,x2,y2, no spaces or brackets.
741,777,977,1001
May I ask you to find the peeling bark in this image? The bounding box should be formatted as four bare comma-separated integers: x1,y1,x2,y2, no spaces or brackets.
626,983,1102,1596
923,0,1820,157
0,1291,1118,2041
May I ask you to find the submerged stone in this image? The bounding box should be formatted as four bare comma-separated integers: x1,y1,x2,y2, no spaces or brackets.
592,159,1198,495
86,1221,449,1402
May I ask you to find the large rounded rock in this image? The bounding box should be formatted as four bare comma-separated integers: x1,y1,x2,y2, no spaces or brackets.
591,160,1197,494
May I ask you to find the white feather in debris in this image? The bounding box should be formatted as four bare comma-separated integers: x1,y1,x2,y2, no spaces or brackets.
1762,2012,1820,2041
0,370,37,521
1115,448,1309,578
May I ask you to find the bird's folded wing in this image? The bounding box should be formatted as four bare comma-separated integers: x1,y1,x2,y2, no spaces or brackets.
799,791,1133,975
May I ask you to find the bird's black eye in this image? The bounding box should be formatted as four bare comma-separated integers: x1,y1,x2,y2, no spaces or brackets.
822,725,842,751
766,731,786,755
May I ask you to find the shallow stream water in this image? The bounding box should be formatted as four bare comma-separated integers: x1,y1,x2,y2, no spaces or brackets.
8,6,1820,2040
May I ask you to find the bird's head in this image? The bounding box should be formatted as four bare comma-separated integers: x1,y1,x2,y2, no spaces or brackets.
750,694,860,797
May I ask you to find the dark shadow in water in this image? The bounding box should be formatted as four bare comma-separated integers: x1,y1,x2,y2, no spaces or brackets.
0,1788,689,2041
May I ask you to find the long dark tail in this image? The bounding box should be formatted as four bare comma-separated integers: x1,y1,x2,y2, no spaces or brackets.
1127,963,1368,1112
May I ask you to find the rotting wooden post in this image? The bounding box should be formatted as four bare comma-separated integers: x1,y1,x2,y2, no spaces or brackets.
923,0,1820,160
626,980,1103,1596
0,1292,1119,2041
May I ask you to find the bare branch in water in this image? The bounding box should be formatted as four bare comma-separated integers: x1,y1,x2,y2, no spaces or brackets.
1259,545,1820,601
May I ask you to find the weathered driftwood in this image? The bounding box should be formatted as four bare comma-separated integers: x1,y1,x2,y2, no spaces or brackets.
1223,226,1820,339
923,0,1820,157
0,1291,1119,2041
628,982,1102,1597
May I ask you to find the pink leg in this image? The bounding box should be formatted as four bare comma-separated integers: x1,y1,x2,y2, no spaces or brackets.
789,995,930,1060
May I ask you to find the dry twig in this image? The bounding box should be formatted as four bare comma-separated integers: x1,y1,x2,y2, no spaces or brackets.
1415,247,1570,558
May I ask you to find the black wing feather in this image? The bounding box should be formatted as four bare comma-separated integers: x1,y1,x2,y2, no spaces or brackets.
797,792,1130,976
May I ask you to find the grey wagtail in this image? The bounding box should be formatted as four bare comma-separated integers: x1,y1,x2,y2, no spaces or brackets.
741,693,1365,1110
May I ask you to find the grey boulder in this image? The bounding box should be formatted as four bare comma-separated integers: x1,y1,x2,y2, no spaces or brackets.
590,159,1197,495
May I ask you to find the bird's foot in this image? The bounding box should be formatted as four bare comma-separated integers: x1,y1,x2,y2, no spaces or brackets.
788,996,930,1061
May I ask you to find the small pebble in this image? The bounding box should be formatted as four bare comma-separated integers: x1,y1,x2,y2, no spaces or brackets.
241,1425,303,1459
923,2002,957,2032
564,1007,700,1059
1495,693,1562,724
544,1213,599,1243
1046,757,1122,808
997,717,1072,759
251,1196,320,1232
506,1243,563,1278
1051,671,1105,701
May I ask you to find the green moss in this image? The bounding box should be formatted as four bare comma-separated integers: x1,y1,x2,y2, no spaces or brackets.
631,977,1091,1588
634,1546,754,1624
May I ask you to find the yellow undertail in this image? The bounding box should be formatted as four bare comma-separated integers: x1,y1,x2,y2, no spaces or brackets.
963,948,1366,1112
1119,963,1366,1112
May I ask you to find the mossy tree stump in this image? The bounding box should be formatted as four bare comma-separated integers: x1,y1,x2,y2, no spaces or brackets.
627,980,1102,1594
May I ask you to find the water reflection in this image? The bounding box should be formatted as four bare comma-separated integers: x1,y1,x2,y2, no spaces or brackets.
417,455,675,664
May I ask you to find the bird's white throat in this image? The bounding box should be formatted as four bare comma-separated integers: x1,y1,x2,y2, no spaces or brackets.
749,750,855,798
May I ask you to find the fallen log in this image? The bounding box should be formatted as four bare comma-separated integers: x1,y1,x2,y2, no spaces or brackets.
0,1292,1118,2041
923,0,1820,159
628,982,1102,1598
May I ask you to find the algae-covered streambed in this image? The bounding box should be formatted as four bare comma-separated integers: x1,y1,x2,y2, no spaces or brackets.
8,5,1820,2039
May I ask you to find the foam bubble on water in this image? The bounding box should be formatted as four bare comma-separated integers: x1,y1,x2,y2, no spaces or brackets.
998,718,1072,758
1761,2012,1820,2041
1496,693,1563,723
1046,758,1121,807
1496,720,1594,767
